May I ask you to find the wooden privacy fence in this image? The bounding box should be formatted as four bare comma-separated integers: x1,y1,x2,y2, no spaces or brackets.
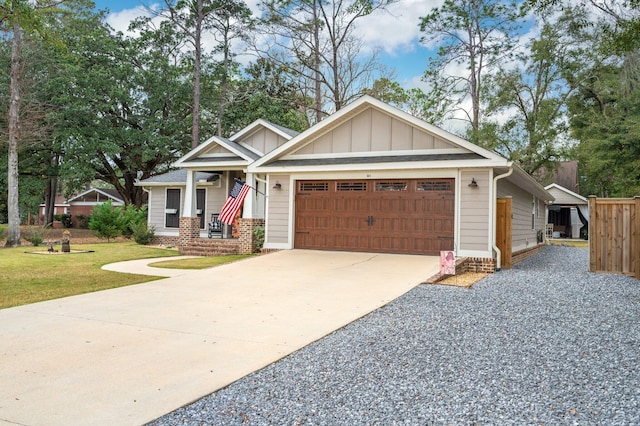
588,196,640,279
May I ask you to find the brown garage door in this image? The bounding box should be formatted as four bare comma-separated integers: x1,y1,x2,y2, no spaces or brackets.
294,179,454,255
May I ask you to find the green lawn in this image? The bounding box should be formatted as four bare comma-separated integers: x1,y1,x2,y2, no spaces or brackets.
0,242,182,309
149,254,253,269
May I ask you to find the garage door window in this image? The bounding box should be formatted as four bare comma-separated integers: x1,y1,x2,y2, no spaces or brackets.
417,180,452,191
336,181,367,191
299,182,328,191
376,181,407,191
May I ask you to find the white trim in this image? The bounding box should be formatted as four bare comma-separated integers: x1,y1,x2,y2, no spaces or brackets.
67,188,124,204
458,249,493,258
154,230,179,237
544,183,588,204
250,95,508,170
256,158,508,174
283,148,469,160
230,118,296,142
263,242,293,250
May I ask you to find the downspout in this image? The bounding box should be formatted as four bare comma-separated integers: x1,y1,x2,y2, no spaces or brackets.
492,166,513,271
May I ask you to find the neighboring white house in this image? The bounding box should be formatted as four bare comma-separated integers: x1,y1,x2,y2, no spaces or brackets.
137,96,554,270
545,183,589,239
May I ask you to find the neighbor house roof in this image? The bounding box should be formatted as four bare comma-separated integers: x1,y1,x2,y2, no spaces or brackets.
545,183,587,205
67,188,124,204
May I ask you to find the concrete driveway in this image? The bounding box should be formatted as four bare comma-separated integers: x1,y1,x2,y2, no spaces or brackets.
0,250,439,426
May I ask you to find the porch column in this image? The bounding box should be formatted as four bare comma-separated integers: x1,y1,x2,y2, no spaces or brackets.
183,169,197,217
243,172,255,219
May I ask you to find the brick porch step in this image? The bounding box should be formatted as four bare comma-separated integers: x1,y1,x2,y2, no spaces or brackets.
179,238,240,256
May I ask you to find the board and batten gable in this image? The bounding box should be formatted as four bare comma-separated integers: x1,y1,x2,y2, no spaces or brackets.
237,127,290,155
498,179,545,252
458,169,491,255
291,107,461,156
265,175,291,247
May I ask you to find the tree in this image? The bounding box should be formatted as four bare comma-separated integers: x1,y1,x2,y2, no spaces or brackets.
58,15,193,207
148,0,253,146
1,0,67,247
479,18,581,176
419,0,524,139
258,0,394,124
568,53,640,197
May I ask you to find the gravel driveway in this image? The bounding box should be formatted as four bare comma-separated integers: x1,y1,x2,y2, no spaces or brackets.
151,246,640,425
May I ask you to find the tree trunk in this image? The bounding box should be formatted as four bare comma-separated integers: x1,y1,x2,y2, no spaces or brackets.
191,0,203,148
6,22,22,247
313,0,322,124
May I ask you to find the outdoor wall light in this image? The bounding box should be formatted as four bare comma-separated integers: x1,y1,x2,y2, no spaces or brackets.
468,177,478,188
273,181,282,190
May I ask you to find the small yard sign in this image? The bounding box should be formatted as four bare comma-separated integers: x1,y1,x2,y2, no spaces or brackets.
440,251,456,275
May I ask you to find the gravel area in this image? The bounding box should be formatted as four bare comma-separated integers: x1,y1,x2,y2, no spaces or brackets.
151,246,640,425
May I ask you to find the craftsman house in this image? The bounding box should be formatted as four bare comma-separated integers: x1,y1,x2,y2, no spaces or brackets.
137,96,553,270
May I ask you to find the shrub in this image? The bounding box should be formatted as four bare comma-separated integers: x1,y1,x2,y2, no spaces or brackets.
121,205,148,239
75,214,90,229
89,201,126,242
130,221,155,245
54,214,73,228
0,225,7,241
252,225,265,252
23,225,49,247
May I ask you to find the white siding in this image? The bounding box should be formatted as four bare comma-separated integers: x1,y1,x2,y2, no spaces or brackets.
498,179,544,252
458,170,491,252
265,175,291,245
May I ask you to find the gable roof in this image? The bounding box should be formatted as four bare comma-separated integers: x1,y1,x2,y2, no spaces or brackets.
229,118,300,141
67,188,124,204
545,183,587,205
249,95,508,172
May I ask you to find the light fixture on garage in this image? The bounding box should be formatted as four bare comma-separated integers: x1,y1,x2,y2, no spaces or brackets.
273,181,282,190
468,177,478,188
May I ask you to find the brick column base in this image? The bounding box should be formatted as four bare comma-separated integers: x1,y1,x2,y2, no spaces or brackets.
238,218,265,254
178,217,201,248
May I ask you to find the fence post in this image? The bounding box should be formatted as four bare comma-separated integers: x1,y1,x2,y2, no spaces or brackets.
588,196,597,273
635,197,640,280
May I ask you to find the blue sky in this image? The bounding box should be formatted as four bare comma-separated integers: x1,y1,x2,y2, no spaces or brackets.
92,0,436,88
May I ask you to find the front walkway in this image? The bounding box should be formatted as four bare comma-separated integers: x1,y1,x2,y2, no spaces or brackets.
0,250,439,426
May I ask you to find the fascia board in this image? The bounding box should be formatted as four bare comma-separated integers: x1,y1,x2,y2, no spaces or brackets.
229,119,296,142
252,95,507,168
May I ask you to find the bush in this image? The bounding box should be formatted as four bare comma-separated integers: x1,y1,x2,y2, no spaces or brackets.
89,201,126,242
54,214,73,228
121,205,148,239
130,221,155,245
23,225,49,247
88,201,150,242
75,214,90,229
0,225,7,241
252,226,265,252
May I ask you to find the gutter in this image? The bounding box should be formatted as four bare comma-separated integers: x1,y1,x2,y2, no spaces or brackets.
492,166,513,271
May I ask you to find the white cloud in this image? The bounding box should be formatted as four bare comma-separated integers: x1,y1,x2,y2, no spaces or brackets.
355,0,444,56
104,5,155,35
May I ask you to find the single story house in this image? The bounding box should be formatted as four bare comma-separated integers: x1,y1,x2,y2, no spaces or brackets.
39,187,125,227
137,96,553,270
544,183,589,239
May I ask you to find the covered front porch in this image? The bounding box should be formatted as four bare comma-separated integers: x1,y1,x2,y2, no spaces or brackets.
176,170,267,256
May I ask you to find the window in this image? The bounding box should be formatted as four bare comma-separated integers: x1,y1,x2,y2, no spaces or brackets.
197,189,206,229
336,181,367,191
417,181,452,191
165,188,181,228
299,182,329,192
375,181,407,191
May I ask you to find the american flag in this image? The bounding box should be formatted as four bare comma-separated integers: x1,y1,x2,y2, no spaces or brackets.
219,180,251,225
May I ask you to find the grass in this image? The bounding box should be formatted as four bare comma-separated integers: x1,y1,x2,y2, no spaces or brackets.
148,254,253,269
0,242,182,309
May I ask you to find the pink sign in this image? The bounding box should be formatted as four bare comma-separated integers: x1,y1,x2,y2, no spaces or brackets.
440,251,456,275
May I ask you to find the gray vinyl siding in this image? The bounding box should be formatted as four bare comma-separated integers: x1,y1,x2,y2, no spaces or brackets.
293,107,461,155
547,187,587,205
146,184,227,235
266,175,291,245
458,170,491,252
498,179,544,252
